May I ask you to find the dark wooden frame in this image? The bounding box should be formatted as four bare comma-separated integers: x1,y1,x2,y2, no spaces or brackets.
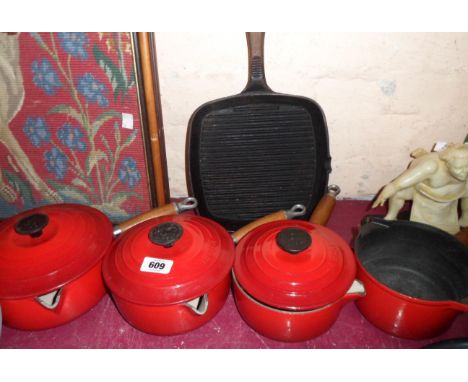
132,32,170,207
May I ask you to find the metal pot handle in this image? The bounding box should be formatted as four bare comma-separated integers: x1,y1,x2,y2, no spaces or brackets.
360,215,391,228
231,204,306,244
175,197,198,213
243,32,272,93
357,215,392,243
184,294,209,316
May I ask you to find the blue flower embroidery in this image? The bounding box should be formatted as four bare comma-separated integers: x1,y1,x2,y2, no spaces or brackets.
31,58,62,95
44,148,68,180
118,157,141,188
57,32,89,60
77,73,109,107
23,117,51,147
57,123,87,152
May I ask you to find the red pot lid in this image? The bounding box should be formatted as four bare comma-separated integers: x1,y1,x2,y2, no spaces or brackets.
102,214,235,305
0,204,113,299
234,220,356,310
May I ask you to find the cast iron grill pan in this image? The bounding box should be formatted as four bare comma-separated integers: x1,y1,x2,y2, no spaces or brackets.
355,219,468,302
186,33,330,231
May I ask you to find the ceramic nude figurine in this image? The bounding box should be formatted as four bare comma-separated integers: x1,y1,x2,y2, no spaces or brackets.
372,143,468,234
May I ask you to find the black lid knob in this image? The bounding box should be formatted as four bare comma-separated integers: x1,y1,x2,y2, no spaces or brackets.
276,227,312,254
15,213,49,238
149,222,184,248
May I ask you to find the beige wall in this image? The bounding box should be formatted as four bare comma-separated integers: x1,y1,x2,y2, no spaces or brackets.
156,32,468,199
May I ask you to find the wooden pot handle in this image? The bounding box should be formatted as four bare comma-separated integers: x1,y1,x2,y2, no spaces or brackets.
309,185,341,225
231,204,306,244
455,227,468,246
112,197,197,236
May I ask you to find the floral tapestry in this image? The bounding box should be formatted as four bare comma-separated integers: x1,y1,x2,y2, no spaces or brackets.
0,32,152,222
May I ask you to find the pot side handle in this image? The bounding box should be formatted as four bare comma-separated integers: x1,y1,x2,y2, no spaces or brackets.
360,215,391,228
356,215,392,243
231,204,306,244
113,197,197,236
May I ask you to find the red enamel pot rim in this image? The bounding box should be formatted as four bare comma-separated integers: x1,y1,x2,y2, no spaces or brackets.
355,258,468,312
232,271,344,314
0,204,113,300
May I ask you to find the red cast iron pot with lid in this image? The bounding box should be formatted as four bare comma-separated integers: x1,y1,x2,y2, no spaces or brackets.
0,198,197,331
232,186,366,342
354,216,468,340
102,204,306,336
232,203,366,341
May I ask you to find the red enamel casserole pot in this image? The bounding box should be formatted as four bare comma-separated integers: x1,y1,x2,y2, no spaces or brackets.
232,186,366,342
0,198,197,331
102,204,306,336
354,216,468,340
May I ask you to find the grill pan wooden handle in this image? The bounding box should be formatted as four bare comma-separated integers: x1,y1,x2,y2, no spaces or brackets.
243,32,271,92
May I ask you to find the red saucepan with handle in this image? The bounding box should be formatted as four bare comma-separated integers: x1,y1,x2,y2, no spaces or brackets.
102,204,306,336
0,198,197,331
232,185,368,343
354,216,468,340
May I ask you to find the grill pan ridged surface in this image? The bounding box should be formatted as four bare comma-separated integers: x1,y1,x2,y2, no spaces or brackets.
193,102,326,228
